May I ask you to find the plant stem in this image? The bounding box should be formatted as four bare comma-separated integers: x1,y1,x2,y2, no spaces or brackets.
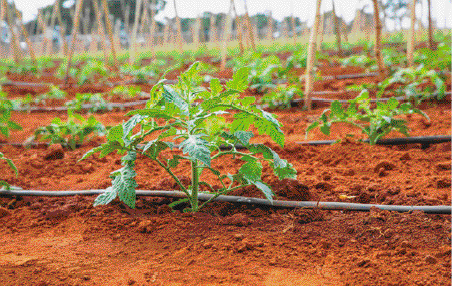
198,184,250,210
191,159,199,211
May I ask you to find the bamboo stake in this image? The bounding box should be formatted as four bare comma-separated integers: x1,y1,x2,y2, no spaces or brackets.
101,0,118,68
163,19,170,44
54,0,67,56
209,14,216,43
46,0,60,54
231,0,244,54
4,0,20,63
318,13,325,49
407,0,416,67
371,0,386,79
266,11,273,42
332,0,343,56
93,0,109,64
36,10,49,56
130,0,143,65
243,0,255,51
15,9,36,64
173,0,183,52
291,14,297,44
193,15,200,46
64,0,84,84
427,0,434,50
220,0,233,71
304,0,322,111
140,0,149,35
147,0,156,57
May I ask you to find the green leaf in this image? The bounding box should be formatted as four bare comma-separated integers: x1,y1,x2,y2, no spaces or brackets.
107,125,124,142
253,181,274,203
234,131,253,146
123,115,147,140
330,101,344,119
162,85,189,114
305,121,319,138
386,98,399,110
179,134,211,167
209,78,222,97
239,158,262,183
226,67,251,92
93,186,118,207
111,152,138,208
319,123,331,135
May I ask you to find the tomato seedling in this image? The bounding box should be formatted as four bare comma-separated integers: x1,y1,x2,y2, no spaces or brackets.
81,62,297,212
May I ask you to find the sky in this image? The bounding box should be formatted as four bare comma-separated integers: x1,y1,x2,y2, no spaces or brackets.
11,0,452,30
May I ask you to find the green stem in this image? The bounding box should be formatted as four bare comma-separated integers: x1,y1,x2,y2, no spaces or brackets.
152,156,189,195
191,159,199,212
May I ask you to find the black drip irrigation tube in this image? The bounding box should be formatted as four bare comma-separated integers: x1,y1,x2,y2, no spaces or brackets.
0,189,450,214
298,135,451,149
7,90,450,113
1,135,450,150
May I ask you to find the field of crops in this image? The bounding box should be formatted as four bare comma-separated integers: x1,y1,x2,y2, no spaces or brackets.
0,0,451,284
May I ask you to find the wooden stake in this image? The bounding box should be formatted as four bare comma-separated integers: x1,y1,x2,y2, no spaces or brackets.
4,0,21,63
318,13,325,49
427,0,434,50
209,14,216,43
332,0,343,56
15,9,36,64
266,11,273,42
220,1,233,71
193,15,200,46
54,0,67,56
148,0,157,57
243,0,255,51
304,0,322,111
231,0,244,54
173,0,184,52
64,0,84,84
130,0,143,65
407,0,416,67
101,0,118,67
371,0,386,79
93,0,109,63
37,10,49,56
291,14,297,44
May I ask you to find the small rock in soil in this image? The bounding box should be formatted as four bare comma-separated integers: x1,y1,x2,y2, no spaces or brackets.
137,220,154,233
436,178,451,189
436,162,451,170
357,258,372,268
399,152,411,161
314,181,333,192
425,255,438,264
44,144,65,160
275,178,311,200
373,160,396,173
0,207,11,217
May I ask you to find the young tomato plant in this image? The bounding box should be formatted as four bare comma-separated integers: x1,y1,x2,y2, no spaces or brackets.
0,93,22,138
306,90,430,145
28,110,107,150
0,152,18,190
80,62,297,212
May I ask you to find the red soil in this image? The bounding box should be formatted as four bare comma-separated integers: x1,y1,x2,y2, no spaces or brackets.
0,61,450,285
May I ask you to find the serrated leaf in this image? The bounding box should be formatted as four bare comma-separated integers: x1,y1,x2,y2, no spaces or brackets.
79,145,103,161
239,158,262,183
305,121,319,137
209,78,222,97
162,85,189,114
253,181,274,203
234,131,253,145
226,67,251,92
331,101,344,119
123,115,147,140
179,134,211,167
107,125,123,142
93,186,118,207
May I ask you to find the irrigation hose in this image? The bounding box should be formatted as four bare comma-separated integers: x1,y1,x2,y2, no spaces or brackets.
1,135,450,149
297,135,451,146
0,189,450,214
